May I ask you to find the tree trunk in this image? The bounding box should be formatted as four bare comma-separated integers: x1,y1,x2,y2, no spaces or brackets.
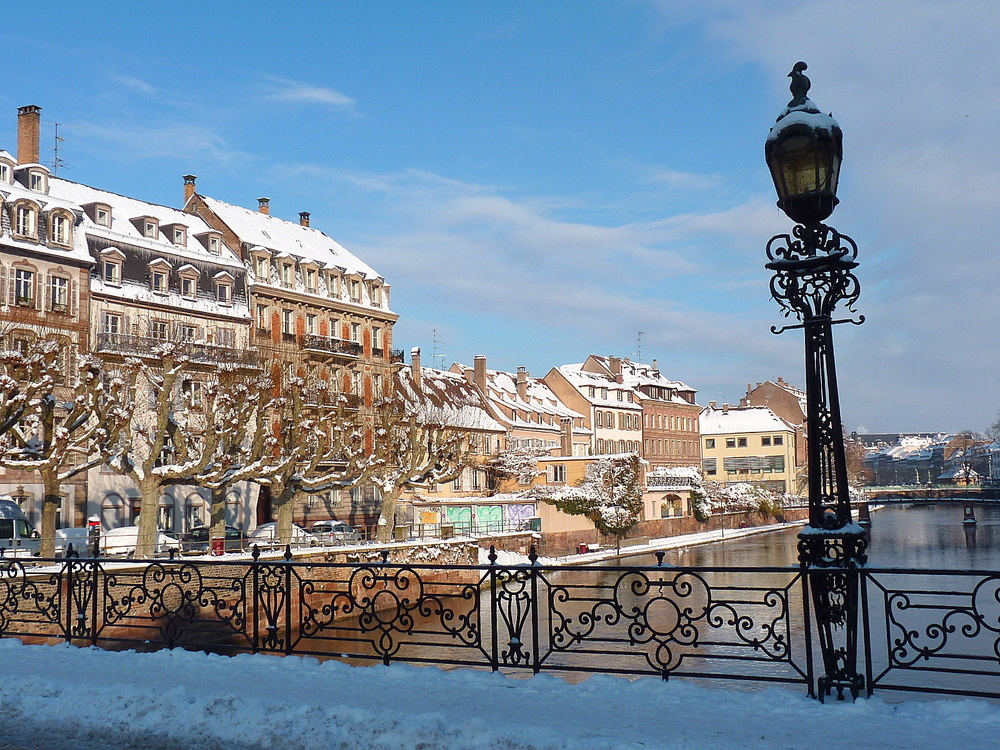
135,476,161,558
275,484,298,546
209,485,227,540
39,469,60,558
375,489,399,543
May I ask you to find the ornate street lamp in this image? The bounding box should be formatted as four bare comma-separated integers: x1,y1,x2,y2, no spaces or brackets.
765,62,866,701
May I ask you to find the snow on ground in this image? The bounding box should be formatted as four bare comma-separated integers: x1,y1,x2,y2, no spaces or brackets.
1,638,997,750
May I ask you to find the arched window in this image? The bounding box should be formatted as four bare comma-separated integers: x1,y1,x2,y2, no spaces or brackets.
101,494,129,530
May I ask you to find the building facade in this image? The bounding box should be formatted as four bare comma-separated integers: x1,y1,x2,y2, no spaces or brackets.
700,403,800,495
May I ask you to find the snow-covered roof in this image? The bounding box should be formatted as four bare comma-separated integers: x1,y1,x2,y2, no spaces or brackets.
397,367,505,433
0,174,92,264
700,405,794,436
585,355,697,404
47,177,245,270
198,195,383,281
554,364,642,410
451,363,590,434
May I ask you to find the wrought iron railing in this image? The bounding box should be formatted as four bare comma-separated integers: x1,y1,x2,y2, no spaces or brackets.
0,551,996,700
95,333,259,367
302,335,363,357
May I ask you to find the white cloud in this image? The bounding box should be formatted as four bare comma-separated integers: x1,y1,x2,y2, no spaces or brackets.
261,76,357,112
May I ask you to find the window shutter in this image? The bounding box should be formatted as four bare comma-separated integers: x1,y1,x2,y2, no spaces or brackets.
0,265,6,308
68,277,76,316
44,272,52,311
34,273,42,310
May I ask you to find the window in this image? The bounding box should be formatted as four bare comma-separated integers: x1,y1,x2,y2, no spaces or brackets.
281,264,293,287
103,260,120,285
14,269,34,305
48,276,68,311
329,318,340,338
588,386,595,398
181,277,196,299
255,257,268,280
151,271,167,294
208,236,221,254
306,314,317,334
282,310,294,335
726,438,736,449
95,206,111,227
349,279,360,302
257,305,269,329
50,214,70,245
705,438,715,449
595,411,603,428
216,328,235,348
15,206,36,237
102,313,122,335
181,379,203,407
305,269,317,293
773,436,784,446
143,220,158,238
179,324,198,342
737,437,747,448
372,326,382,351
150,320,168,340
627,392,633,403
761,436,772,446
601,388,608,400
371,285,382,306
215,282,231,305
550,464,566,483
29,171,45,191
350,322,360,342
172,227,186,245
0,163,9,183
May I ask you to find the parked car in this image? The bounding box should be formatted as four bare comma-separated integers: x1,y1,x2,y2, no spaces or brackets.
247,522,312,548
180,525,246,554
0,496,40,555
309,520,362,545
100,526,181,557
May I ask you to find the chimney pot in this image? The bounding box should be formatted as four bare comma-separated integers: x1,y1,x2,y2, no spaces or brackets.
473,355,487,391
258,197,270,215
299,211,310,227
722,403,730,413
183,174,197,203
410,347,422,388
17,105,41,164
709,401,717,410
652,358,658,372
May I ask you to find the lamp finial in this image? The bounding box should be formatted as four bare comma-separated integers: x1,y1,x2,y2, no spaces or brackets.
788,61,810,107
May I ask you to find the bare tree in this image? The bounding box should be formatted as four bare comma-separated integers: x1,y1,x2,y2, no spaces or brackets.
0,348,130,556
358,395,476,543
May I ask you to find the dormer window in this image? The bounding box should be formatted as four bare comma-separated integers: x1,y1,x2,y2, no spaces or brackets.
49,212,72,246
144,221,158,238
0,162,10,184
95,206,111,227
14,204,37,238
255,256,269,281
29,171,45,192
208,235,220,254
349,279,360,303
280,263,293,287
213,271,234,306
177,264,200,300
103,261,120,284
132,216,159,238
305,268,317,294
151,270,167,293
328,273,341,298
371,284,383,307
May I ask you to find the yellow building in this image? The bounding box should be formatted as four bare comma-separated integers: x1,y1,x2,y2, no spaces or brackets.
699,404,801,495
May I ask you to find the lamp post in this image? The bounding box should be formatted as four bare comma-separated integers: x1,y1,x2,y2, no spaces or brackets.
765,62,866,701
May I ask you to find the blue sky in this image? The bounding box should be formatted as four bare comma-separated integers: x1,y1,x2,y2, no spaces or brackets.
3,1,998,433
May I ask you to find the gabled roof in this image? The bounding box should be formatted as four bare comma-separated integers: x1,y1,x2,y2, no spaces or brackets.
397,367,505,433
0,174,92,264
700,405,794,436
47,177,244,269
197,195,383,281
585,355,697,404
552,364,643,410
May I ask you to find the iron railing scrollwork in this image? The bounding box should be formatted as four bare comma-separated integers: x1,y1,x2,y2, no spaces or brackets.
2,550,1000,700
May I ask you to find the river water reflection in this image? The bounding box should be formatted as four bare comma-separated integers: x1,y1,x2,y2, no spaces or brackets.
616,502,1000,569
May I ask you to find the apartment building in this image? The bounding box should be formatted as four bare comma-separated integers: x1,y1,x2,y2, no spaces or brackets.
700,403,801,495
543,363,643,455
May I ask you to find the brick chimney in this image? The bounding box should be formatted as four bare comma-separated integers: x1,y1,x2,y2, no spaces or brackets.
183,174,197,203
410,347,422,389
299,212,310,227
651,358,659,374
560,417,574,457
473,355,487,392
608,356,623,384
709,401,717,410
258,197,270,215
17,105,41,164
722,403,730,414
516,367,528,401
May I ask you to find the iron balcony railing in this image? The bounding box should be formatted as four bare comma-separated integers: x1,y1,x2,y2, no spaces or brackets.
646,475,698,490
1,549,998,701
95,333,259,367
302,335,363,358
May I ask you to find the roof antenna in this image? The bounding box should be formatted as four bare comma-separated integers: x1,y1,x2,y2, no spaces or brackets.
46,121,88,175
432,328,446,370
636,331,644,361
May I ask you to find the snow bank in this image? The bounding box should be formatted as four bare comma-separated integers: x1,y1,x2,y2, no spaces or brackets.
1,639,998,749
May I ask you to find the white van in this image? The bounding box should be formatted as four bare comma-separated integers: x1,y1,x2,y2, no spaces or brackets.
0,496,41,555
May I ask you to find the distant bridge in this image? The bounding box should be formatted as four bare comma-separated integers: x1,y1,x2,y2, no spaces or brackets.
862,486,1000,503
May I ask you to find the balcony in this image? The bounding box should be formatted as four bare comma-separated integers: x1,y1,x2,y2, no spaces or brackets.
646,474,698,491
95,333,259,367
302,335,362,358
